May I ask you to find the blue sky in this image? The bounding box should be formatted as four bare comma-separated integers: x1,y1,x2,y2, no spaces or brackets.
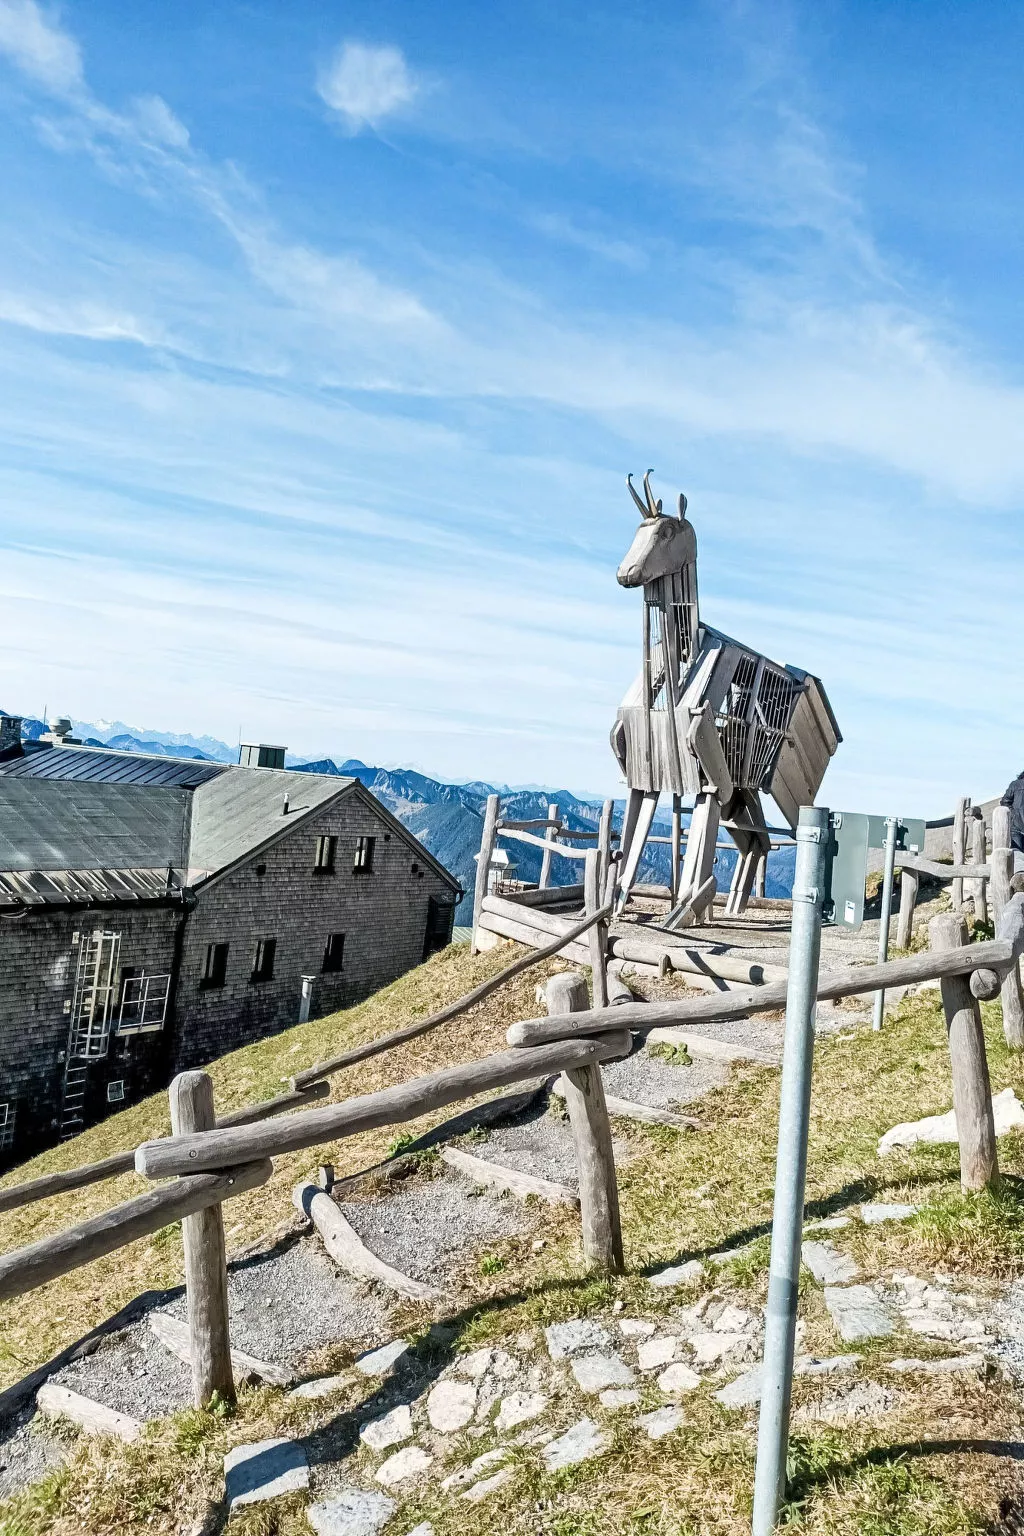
1,1,1022,814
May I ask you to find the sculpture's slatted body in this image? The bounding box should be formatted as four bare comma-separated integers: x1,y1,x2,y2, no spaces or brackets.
611,472,841,921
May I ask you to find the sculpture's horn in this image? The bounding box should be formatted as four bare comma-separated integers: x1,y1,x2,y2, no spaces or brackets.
678,492,688,520
627,473,653,519
643,470,662,517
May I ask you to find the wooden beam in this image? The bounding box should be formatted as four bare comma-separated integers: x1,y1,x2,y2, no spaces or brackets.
478,909,592,965
931,913,999,1191
0,1158,271,1303
291,900,611,1090
896,854,990,881
953,796,970,910
991,806,1024,1049
36,1383,141,1443
585,850,608,1009
551,1077,699,1131
971,813,989,926
149,1311,294,1388
440,1146,579,1206
498,826,589,860
539,802,558,889
896,868,919,951
137,1034,632,1180
294,1183,438,1301
472,794,501,954
609,937,787,986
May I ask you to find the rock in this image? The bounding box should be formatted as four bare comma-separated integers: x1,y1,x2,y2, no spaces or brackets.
442,1449,509,1491
570,1351,635,1393
374,1445,433,1488
878,1088,1024,1156
637,1337,679,1372
542,1418,610,1471
713,1305,756,1334
463,1468,513,1502
823,1286,893,1342
618,1319,657,1337
491,1350,518,1380
708,1244,753,1264
495,1391,548,1433
427,1380,477,1432
860,1202,919,1225
803,1216,852,1232
886,1354,985,1375
545,1320,611,1358
405,1526,434,1536
290,1374,348,1400
354,1340,410,1377
689,1332,747,1367
306,1487,396,1535
224,1438,309,1509
599,1388,641,1410
802,1241,859,1285
454,1349,493,1380
716,1355,861,1410
797,1381,895,1423
360,1405,413,1452
637,1406,684,1440
514,1424,555,1447
515,1329,539,1352
657,1362,702,1395
649,1260,705,1288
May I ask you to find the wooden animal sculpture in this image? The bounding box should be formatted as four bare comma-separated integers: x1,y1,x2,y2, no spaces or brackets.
611,471,841,922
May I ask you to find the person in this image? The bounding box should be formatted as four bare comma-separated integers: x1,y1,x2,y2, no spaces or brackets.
1000,771,1024,870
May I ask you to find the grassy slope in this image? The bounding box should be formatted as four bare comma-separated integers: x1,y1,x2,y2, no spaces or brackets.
4,955,1024,1534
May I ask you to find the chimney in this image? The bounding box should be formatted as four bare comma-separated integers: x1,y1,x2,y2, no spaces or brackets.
40,716,80,747
238,742,287,770
0,715,22,756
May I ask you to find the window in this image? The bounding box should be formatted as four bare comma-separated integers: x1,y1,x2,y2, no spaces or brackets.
423,897,456,959
118,972,171,1034
202,942,229,989
107,1080,125,1104
322,932,346,973
314,835,337,872
353,835,376,874
0,1101,14,1150
252,937,277,984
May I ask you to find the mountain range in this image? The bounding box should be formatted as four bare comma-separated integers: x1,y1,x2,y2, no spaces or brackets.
3,710,795,901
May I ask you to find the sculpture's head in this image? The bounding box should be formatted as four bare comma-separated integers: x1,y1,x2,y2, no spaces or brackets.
616,471,697,588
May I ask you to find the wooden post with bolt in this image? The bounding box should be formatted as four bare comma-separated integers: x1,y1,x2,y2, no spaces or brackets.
584,849,609,1010
168,1071,235,1407
971,811,988,927
928,914,999,1191
991,805,1024,1049
546,973,623,1273
952,796,970,910
472,794,501,954
897,867,920,951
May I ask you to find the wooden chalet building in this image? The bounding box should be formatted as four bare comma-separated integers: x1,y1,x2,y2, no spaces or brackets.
0,727,461,1168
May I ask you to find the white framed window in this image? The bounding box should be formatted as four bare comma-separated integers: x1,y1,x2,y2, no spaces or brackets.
0,1101,12,1150
107,1080,125,1103
118,973,171,1035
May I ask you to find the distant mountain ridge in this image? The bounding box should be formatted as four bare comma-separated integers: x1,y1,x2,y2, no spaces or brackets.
1,709,795,900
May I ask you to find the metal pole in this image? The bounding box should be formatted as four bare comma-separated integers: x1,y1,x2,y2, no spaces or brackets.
751,804,828,1536
299,975,314,1025
872,817,898,1031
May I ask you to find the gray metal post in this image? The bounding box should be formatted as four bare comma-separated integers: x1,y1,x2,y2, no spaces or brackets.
298,975,314,1025
872,816,898,1031
751,804,828,1536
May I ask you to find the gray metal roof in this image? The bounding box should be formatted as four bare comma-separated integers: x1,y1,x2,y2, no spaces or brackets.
0,867,184,909
0,745,227,787
187,769,354,877
0,779,191,872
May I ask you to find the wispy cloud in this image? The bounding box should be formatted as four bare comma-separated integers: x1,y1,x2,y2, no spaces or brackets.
317,41,419,133
0,0,82,97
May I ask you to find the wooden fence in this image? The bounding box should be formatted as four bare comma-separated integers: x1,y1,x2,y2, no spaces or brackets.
2,889,1022,1414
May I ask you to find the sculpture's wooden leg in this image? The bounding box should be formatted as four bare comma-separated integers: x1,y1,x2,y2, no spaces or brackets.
616,791,660,911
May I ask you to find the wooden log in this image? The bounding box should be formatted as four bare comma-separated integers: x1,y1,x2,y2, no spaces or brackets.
598,798,614,895
609,937,787,986
632,883,673,900
663,872,717,932
504,883,585,908
606,967,635,1007
36,1382,141,1443
148,1310,295,1388
646,1026,779,1066
293,1183,438,1300
547,975,623,1273
585,850,609,1009
990,807,1024,1049
138,1034,631,1181
894,854,990,881
896,868,920,951
291,900,611,1090
930,913,999,1191
550,1076,700,1131
0,1081,330,1216
671,794,683,903
952,796,970,910
472,794,501,954
440,1146,579,1206
539,802,558,888
498,826,589,859
506,905,1024,1047
477,910,592,966
0,1159,271,1303
170,1072,234,1407
481,892,579,938
971,813,988,925
499,818,561,832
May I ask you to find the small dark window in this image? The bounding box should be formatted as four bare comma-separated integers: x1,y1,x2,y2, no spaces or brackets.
255,862,267,878
314,835,337,872
322,932,346,973
202,943,229,989
252,938,276,983
353,835,376,874
423,897,456,959
107,1080,125,1103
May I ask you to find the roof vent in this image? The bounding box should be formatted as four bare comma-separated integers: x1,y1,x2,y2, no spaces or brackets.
239,743,286,770
0,715,22,756
40,716,80,746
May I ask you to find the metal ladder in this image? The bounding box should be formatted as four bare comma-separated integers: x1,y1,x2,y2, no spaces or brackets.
59,930,121,1139
58,1060,89,1140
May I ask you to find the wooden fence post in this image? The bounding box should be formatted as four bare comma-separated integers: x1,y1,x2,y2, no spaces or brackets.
598,798,614,895
991,805,1024,1049
539,803,559,891
472,794,501,954
169,1072,235,1407
971,811,988,926
547,973,623,1273
584,850,609,1010
952,797,970,911
896,868,919,950
928,915,999,1191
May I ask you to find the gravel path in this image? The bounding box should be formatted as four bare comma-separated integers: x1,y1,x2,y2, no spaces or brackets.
50,1321,193,1421
340,1175,538,1284
0,1410,68,1501
602,1041,728,1109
